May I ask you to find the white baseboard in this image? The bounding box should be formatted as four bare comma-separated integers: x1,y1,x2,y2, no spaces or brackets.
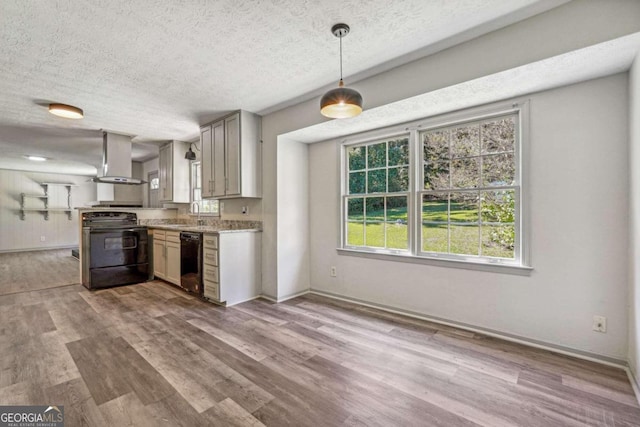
255,287,639,403
626,367,640,406
228,295,262,306
308,289,628,369
259,294,277,303
259,289,310,303
0,245,77,254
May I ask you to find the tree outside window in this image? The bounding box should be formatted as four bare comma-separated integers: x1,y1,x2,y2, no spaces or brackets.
345,137,410,251
421,115,517,259
342,108,522,265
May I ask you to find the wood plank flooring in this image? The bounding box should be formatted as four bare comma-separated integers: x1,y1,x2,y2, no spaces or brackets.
0,249,78,295
0,280,638,426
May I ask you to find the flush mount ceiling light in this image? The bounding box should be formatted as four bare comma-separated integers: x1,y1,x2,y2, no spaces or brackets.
48,103,84,119
24,155,47,161
320,23,363,119
185,143,198,160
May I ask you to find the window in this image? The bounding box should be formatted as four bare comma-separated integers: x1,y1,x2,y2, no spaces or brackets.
341,102,526,269
149,177,159,190
345,137,410,251
421,115,518,260
191,161,219,215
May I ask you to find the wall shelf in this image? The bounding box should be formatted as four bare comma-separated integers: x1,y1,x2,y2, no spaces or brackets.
20,183,77,220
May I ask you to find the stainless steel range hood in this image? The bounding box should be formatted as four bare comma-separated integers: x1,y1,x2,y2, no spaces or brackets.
91,132,146,185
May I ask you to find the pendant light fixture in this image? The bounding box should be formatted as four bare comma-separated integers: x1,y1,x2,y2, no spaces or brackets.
320,23,363,119
48,103,84,119
184,143,198,160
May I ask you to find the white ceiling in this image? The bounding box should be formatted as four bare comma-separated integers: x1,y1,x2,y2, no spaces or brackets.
285,33,640,144
0,0,567,174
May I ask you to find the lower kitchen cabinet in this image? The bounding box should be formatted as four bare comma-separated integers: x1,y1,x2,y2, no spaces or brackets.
152,230,181,285
152,233,166,279
202,231,261,306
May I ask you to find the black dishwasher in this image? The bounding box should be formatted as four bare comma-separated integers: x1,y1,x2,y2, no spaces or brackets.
180,232,202,295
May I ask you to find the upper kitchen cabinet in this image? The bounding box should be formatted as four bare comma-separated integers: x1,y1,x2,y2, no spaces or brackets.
200,111,262,199
159,140,191,203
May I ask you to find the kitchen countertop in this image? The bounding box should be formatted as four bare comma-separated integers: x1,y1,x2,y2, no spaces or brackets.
77,207,178,211
148,224,261,234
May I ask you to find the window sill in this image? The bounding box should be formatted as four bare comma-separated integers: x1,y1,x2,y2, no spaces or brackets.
336,248,533,276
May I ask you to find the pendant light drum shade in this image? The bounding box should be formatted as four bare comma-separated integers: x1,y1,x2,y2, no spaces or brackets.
320,23,363,119
320,82,363,118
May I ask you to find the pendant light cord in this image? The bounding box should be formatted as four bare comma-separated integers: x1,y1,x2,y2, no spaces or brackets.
340,33,343,81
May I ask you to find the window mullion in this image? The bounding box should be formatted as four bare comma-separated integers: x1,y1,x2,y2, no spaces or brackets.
341,107,522,265
411,130,419,256
447,129,452,254
478,125,483,257
383,196,388,249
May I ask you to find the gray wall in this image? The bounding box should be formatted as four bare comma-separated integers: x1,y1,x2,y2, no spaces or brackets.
259,0,640,363
309,74,629,360
629,52,640,390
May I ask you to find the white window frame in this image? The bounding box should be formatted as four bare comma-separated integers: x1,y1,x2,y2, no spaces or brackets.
338,99,531,274
191,161,220,216
343,134,412,253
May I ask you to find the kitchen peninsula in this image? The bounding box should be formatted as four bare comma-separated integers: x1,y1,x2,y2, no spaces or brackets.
149,224,261,306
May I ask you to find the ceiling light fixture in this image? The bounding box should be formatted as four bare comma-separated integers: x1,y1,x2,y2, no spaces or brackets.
320,23,363,119
25,155,47,161
48,103,84,119
185,143,198,160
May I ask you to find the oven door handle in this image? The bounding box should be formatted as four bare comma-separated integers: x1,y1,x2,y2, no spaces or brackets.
121,228,145,233
89,228,146,233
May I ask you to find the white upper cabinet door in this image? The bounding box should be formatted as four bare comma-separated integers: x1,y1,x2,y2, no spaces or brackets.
225,113,241,196
200,125,213,199
158,141,190,203
199,110,261,199
212,120,226,198
158,144,172,201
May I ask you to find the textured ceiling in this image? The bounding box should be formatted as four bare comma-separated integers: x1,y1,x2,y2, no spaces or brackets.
0,0,565,173
285,33,640,144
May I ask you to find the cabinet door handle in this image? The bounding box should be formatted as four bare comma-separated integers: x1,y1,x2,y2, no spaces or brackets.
225,178,228,191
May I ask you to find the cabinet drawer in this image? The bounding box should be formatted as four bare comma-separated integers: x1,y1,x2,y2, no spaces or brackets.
153,229,166,240
203,266,219,283
166,231,180,243
203,235,218,249
203,280,219,301
203,249,218,267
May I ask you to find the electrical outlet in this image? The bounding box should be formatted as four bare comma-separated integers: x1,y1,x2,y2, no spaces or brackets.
330,266,337,277
220,202,224,212
40,235,45,242
592,315,607,333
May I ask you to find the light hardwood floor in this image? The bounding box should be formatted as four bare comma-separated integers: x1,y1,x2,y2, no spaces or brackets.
0,280,638,426
0,249,78,295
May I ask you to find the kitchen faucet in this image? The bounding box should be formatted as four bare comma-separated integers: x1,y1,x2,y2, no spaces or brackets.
191,201,205,226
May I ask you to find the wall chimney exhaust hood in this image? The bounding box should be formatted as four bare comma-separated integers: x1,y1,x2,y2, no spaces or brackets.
91,132,146,185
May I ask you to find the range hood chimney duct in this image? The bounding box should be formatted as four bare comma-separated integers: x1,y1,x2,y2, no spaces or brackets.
91,132,146,185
